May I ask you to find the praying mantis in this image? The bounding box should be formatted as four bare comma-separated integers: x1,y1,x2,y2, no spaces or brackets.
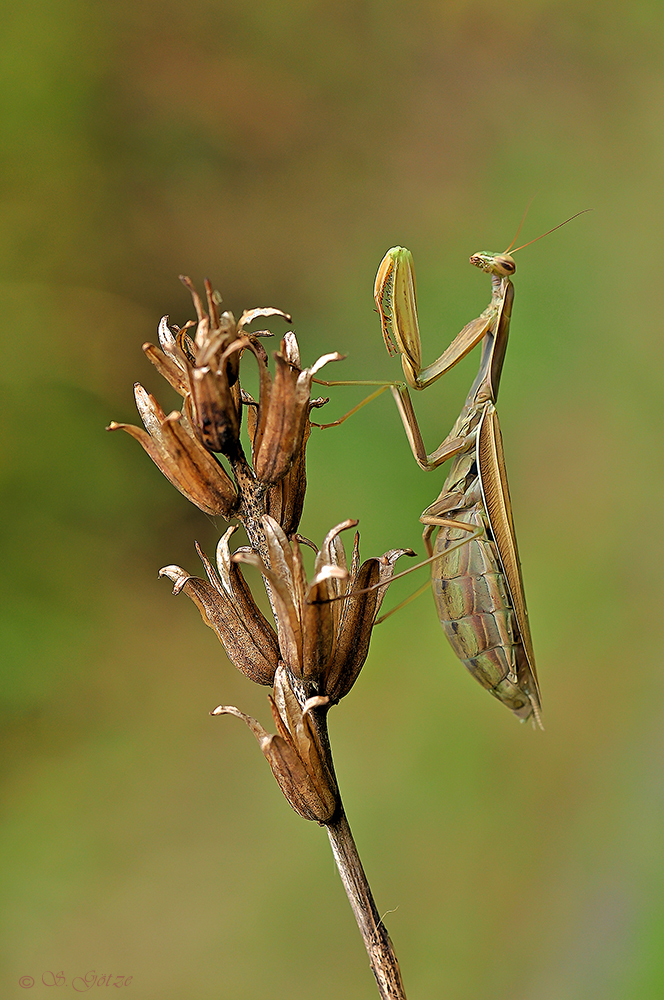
317,213,587,726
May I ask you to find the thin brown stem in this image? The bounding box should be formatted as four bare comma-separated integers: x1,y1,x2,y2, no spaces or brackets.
325,808,407,1000
228,447,269,560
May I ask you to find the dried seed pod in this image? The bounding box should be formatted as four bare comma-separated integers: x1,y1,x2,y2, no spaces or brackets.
248,334,343,486
233,517,413,700
211,665,338,823
158,527,279,686
107,385,237,518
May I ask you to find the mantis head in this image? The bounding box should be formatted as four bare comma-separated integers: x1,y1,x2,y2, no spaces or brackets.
469,209,591,279
469,252,516,277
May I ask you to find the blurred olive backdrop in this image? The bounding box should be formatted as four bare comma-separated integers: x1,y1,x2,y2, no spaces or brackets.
2,1,664,998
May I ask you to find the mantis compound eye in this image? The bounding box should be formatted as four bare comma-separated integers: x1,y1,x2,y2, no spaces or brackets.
495,255,516,275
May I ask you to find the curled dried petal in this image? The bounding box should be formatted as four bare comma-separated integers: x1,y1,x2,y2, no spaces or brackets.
281,330,301,367
143,324,190,396
237,306,292,331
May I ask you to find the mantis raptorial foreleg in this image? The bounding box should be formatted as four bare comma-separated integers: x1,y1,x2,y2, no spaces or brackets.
316,212,588,460
311,261,500,441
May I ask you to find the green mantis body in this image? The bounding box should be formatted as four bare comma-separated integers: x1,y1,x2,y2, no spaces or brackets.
374,245,542,725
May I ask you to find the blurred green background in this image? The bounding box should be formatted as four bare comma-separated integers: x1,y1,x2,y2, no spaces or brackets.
2,1,664,997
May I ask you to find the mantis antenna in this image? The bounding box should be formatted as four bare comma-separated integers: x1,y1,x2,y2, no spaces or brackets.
507,208,591,255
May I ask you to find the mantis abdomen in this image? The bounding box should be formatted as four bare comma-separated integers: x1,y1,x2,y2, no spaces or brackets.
431,469,540,723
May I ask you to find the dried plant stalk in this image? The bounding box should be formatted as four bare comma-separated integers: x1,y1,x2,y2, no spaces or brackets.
109,278,412,998
327,810,407,998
